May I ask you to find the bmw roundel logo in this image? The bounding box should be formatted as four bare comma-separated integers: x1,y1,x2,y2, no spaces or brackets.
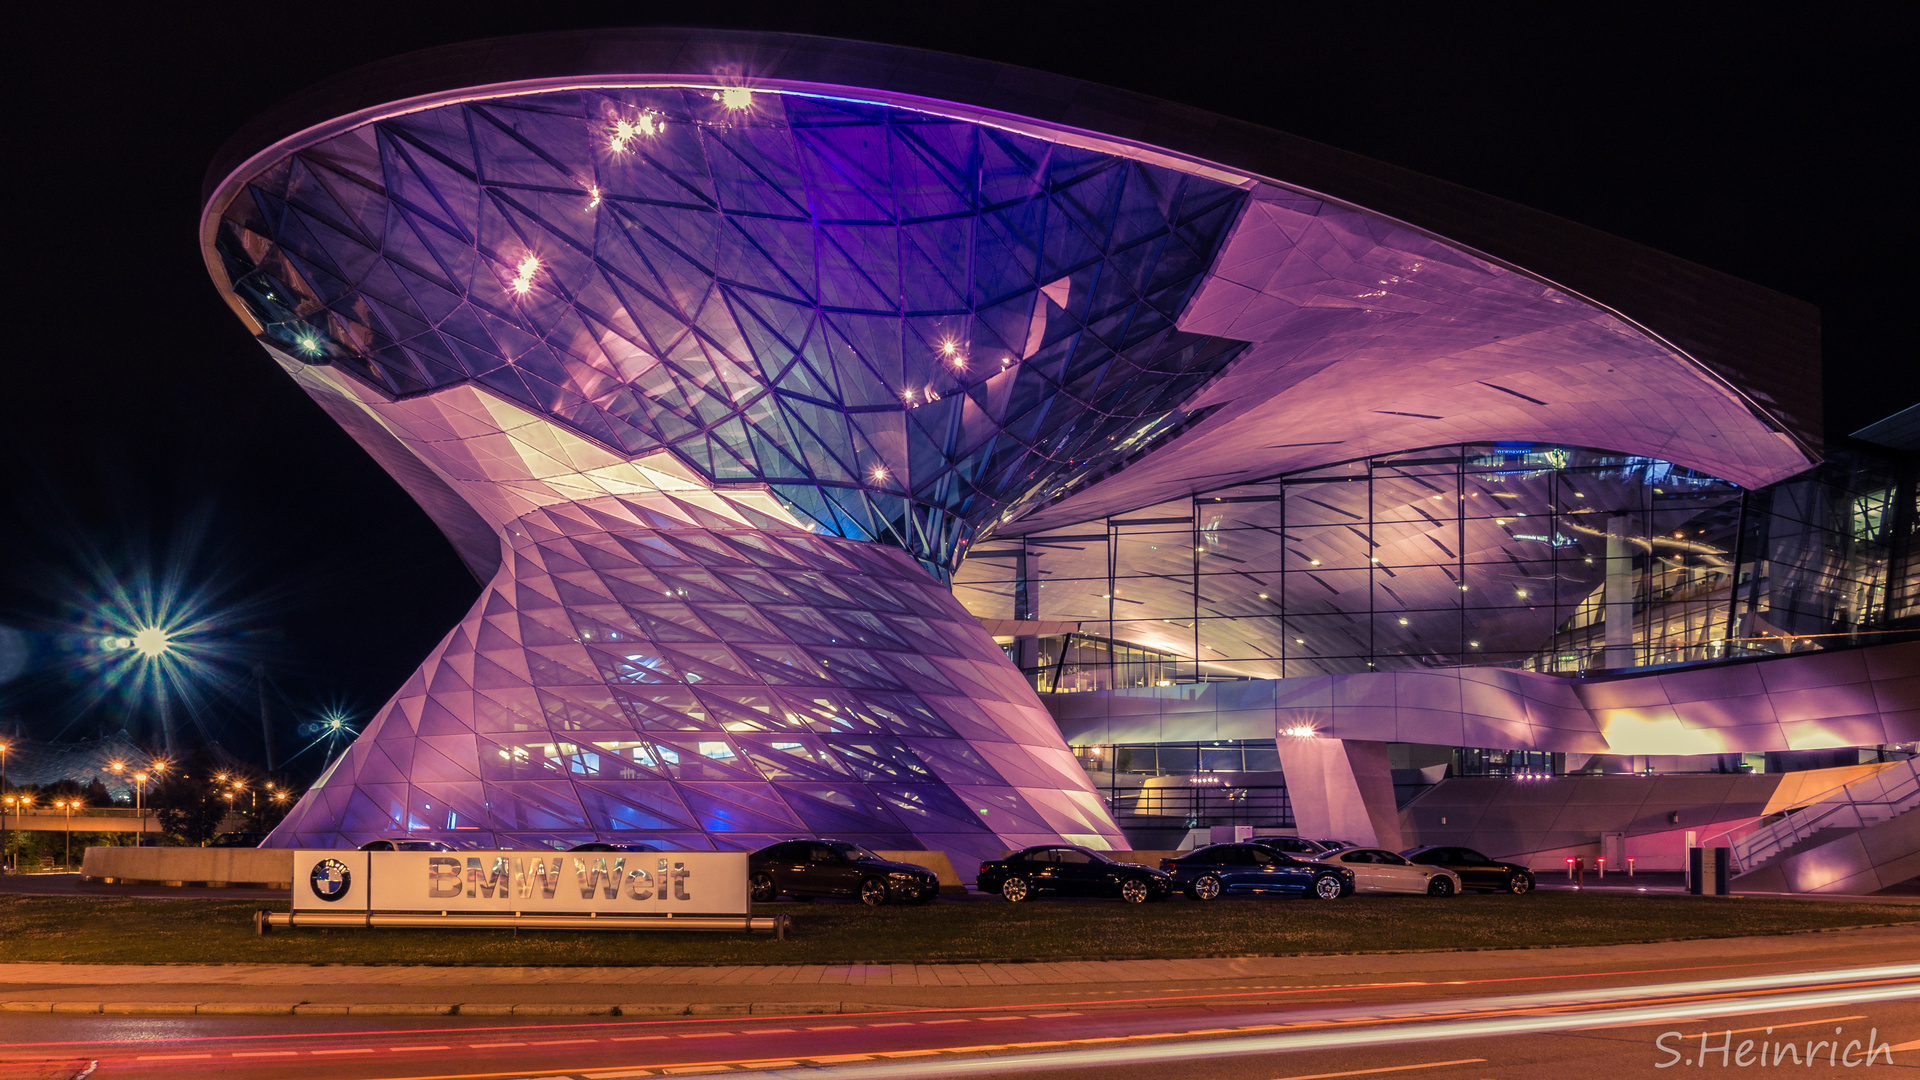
310,858,352,902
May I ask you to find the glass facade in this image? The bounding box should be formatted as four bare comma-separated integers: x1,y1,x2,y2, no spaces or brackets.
212,87,1246,579
957,442,1910,684
269,494,1126,861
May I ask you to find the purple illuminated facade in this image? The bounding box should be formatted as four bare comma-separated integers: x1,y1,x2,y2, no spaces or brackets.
201,31,1874,860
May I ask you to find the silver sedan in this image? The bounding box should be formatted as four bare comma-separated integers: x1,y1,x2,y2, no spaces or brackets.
1311,847,1463,896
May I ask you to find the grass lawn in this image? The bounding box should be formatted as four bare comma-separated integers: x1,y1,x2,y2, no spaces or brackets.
2,892,1916,966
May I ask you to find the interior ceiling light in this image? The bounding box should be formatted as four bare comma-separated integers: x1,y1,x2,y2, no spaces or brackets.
509,253,540,295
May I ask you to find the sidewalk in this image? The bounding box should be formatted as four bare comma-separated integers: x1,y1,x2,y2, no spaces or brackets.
4,923,1913,1017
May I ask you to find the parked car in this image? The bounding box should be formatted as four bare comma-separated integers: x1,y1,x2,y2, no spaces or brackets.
1310,847,1463,895
1161,843,1355,900
1402,845,1535,894
1310,839,1364,854
747,839,938,906
1248,835,1339,858
976,845,1175,903
568,841,658,852
358,838,455,851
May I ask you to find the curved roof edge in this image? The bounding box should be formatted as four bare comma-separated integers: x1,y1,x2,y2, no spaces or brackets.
204,27,1821,456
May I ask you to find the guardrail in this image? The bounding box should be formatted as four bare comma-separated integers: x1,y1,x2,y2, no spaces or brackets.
1733,757,1920,874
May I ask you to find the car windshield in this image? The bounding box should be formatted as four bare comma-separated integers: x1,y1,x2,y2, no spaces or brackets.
828,842,881,862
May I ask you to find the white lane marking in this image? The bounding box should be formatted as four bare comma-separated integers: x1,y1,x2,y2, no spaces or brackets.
232,1051,298,1057
526,1039,596,1046
1030,1011,1083,1017
136,1055,212,1061
869,1022,916,1028
680,1031,734,1038
313,1048,376,1055
611,1035,669,1042
1267,1060,1486,1080
806,1025,855,1030
922,1018,972,1024
387,1045,452,1051
469,1041,527,1047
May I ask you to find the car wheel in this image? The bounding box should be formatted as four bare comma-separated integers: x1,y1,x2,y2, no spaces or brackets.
1190,874,1223,901
858,877,889,907
1001,876,1032,902
1120,878,1151,904
748,871,778,903
1313,874,1344,900
1426,875,1456,897
1507,872,1534,895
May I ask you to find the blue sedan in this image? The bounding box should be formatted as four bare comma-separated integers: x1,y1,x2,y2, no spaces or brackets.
1160,843,1355,901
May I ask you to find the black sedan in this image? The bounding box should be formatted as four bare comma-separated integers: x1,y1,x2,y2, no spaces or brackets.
1402,845,1536,894
1160,843,1354,900
748,839,939,906
975,845,1174,903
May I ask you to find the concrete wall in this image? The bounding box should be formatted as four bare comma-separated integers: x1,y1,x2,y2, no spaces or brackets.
1043,641,1920,757
82,846,295,888
1399,774,1782,871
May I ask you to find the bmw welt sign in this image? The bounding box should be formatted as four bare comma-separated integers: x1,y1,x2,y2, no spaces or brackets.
293,850,749,916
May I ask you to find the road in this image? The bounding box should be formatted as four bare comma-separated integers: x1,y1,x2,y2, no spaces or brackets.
4,954,1916,1079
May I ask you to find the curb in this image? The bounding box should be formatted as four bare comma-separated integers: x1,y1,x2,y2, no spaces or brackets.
2,1000,860,1017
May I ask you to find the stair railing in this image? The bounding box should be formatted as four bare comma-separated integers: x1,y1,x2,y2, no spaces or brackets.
1733,758,1920,874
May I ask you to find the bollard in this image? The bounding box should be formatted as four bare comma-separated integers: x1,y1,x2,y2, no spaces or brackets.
1627,856,1635,878
1596,855,1606,879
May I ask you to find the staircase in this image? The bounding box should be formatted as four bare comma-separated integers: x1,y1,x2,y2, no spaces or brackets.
1732,757,1920,894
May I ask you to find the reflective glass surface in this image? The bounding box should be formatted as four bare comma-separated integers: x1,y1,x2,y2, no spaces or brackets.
956,443,1906,682
269,493,1126,864
214,89,1246,577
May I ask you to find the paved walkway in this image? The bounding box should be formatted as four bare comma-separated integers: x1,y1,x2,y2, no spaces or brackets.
4,924,1915,1016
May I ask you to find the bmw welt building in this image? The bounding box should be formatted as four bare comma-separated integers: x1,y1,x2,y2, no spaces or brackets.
202,30,1919,888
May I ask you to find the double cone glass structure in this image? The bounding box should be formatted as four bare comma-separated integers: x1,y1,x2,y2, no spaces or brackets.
202,31,1825,859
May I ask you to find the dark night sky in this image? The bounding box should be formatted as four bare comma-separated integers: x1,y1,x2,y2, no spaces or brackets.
2,5,1913,774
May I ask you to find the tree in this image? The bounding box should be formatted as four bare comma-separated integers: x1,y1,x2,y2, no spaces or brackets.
148,753,227,846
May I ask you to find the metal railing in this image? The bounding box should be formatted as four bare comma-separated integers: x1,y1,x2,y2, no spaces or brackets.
1106,782,1293,832
1732,757,1920,873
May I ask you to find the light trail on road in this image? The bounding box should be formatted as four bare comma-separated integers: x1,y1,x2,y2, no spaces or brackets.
3,960,1914,1079
728,972,1920,1080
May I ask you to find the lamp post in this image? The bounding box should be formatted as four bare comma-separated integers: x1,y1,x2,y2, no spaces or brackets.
107,761,126,846
55,798,78,870
0,740,9,873
2,795,29,871
132,772,149,847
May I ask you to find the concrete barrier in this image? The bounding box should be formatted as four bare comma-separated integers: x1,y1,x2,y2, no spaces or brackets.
81,846,294,889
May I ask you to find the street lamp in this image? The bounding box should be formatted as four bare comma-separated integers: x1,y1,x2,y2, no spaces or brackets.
53,798,79,870
132,772,149,847
0,741,9,873
2,794,29,871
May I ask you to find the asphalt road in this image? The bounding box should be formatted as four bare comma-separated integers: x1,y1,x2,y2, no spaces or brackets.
4,953,1916,1079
